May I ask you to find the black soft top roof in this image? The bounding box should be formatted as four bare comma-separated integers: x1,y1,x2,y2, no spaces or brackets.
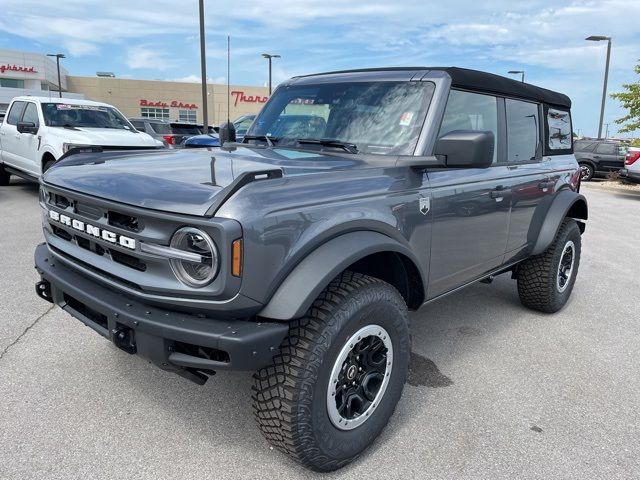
441,67,571,109
296,66,571,109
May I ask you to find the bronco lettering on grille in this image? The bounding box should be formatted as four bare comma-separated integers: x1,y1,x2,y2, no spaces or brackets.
48,210,136,250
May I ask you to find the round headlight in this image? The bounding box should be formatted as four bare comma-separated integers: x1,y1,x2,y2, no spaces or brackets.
169,227,219,287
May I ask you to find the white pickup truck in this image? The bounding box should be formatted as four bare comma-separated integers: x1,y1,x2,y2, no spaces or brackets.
0,96,163,185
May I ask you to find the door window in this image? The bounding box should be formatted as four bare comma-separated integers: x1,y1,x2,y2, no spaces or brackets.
595,143,617,155
6,101,26,125
439,90,498,163
506,99,540,163
129,120,146,132
21,103,39,127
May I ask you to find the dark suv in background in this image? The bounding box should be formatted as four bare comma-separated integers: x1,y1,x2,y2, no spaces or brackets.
574,139,627,181
129,118,210,148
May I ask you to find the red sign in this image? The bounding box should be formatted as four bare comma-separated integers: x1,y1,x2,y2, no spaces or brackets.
231,90,268,107
0,64,37,74
139,99,198,109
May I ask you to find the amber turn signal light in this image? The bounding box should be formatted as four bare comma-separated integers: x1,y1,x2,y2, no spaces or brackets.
232,239,243,277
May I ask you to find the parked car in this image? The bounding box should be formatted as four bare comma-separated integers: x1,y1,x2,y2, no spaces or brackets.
619,146,640,183
128,118,211,148
574,139,627,181
34,67,586,471
184,114,255,148
0,97,162,185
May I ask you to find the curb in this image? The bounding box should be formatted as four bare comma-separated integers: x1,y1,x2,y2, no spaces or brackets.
582,182,640,196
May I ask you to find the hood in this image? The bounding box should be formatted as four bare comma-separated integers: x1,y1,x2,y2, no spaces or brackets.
49,127,160,147
42,146,376,216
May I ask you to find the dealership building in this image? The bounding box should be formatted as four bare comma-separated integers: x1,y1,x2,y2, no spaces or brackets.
0,48,270,124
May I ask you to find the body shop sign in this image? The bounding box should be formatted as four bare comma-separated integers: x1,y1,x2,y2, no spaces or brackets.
231,91,268,107
139,99,198,109
0,64,37,74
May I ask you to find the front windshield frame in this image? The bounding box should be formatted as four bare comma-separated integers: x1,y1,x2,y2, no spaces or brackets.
246,80,435,155
41,103,136,131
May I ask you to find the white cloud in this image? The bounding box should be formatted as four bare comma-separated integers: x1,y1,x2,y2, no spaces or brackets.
126,46,169,70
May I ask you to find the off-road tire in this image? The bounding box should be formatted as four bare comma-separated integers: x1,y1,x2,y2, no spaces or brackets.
0,165,10,186
252,271,410,472
517,218,581,313
579,162,594,181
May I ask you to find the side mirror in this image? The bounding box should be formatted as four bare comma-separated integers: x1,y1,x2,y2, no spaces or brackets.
17,121,38,134
218,121,236,145
434,130,494,168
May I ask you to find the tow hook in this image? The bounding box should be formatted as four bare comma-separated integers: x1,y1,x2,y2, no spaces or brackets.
35,280,53,303
112,326,137,354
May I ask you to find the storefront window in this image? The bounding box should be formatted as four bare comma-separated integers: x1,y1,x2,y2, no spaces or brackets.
178,109,197,122
0,78,25,88
141,107,169,120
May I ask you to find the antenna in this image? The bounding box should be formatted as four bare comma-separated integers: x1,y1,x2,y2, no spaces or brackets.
227,35,230,124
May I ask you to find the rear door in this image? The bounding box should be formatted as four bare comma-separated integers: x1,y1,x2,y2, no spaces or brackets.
427,89,512,298
502,99,550,262
0,101,27,169
593,142,624,170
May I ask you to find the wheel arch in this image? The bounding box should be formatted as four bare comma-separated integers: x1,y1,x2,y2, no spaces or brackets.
41,151,56,171
529,190,588,256
258,231,426,321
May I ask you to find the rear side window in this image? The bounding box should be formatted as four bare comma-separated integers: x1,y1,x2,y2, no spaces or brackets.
595,143,617,155
506,99,540,163
149,122,172,134
574,141,596,152
6,101,26,125
439,90,498,163
546,107,572,151
21,103,39,126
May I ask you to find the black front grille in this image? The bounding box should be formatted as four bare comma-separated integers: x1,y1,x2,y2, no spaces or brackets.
108,210,140,232
111,250,146,271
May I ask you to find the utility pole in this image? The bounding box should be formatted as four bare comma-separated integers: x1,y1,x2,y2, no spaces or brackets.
46,53,65,98
261,53,281,95
198,0,209,131
586,35,612,139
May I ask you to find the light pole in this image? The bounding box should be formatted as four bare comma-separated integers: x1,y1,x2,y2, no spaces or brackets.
586,35,612,139
46,53,65,98
508,70,525,82
261,53,280,95
198,0,209,132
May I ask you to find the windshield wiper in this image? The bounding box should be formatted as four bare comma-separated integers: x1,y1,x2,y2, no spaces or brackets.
296,138,358,154
242,135,279,147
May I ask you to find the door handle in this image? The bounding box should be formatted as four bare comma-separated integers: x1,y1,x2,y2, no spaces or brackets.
490,185,507,200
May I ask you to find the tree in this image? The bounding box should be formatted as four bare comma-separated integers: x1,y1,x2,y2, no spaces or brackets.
611,61,640,133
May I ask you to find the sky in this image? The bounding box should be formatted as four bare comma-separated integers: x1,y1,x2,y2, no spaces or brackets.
0,0,638,138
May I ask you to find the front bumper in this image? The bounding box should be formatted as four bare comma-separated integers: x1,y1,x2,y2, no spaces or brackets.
34,243,287,382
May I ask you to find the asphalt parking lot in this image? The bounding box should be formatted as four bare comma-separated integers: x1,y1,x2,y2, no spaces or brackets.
1,179,639,479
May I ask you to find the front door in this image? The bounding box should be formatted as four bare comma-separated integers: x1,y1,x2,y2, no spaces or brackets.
0,100,27,170
426,89,511,298
14,102,42,175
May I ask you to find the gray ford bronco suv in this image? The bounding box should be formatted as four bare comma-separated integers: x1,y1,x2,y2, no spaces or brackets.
34,67,587,471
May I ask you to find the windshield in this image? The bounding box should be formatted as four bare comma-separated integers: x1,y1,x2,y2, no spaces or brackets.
42,103,134,130
248,81,434,155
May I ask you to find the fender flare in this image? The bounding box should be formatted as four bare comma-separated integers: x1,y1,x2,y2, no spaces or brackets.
258,231,424,320
529,190,588,256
